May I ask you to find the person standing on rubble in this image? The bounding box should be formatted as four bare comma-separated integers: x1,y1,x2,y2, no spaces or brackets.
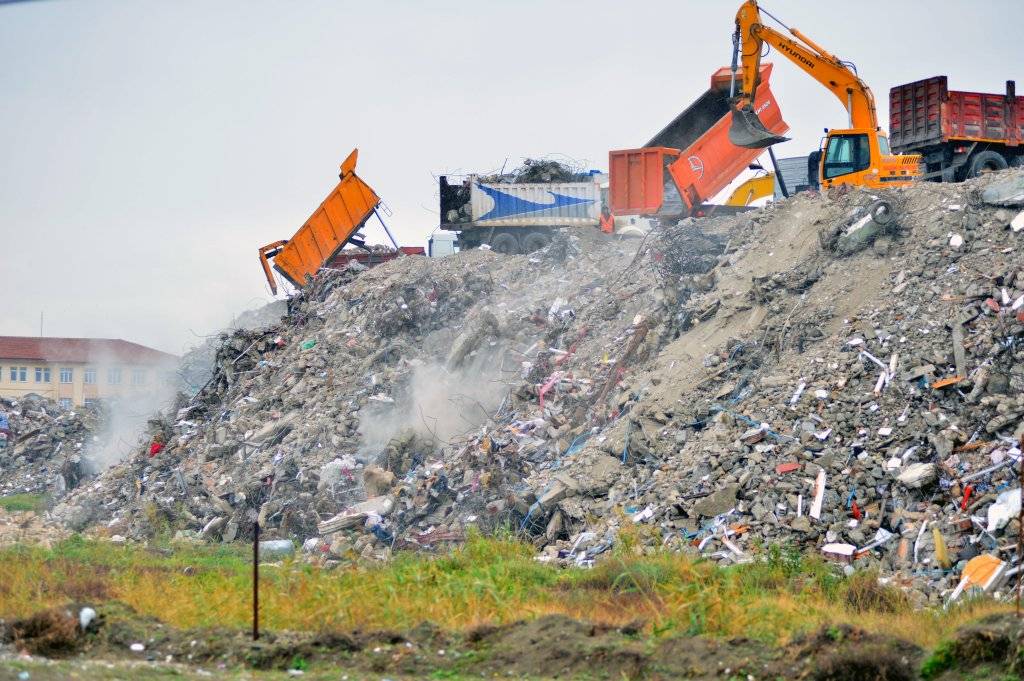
599,205,615,235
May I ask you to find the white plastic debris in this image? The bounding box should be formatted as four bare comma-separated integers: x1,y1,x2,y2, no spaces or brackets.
986,488,1022,533
810,470,826,520
789,381,806,407
130,643,146,652
79,607,97,631
1011,210,1024,233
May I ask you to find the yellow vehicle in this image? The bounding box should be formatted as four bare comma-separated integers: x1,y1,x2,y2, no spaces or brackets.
724,172,776,206
728,0,920,189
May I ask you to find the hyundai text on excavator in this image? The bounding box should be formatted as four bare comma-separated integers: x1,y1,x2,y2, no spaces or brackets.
728,0,920,189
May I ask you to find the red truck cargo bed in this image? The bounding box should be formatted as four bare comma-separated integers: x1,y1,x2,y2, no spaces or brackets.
889,76,1024,152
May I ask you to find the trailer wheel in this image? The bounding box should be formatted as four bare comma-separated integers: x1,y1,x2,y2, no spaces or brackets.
965,150,1008,178
489,232,519,255
522,232,551,253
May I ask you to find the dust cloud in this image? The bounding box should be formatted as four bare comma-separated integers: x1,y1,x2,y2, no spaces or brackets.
81,353,180,474
357,347,512,458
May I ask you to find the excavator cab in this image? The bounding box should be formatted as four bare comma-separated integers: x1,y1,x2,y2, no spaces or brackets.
818,129,914,189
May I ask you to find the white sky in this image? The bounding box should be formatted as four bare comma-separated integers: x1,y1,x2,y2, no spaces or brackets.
2,0,1021,354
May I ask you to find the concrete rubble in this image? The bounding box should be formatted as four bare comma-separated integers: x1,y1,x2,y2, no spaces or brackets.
0,395,98,499
47,169,1024,602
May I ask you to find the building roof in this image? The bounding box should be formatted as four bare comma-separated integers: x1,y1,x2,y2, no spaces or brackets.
0,337,178,365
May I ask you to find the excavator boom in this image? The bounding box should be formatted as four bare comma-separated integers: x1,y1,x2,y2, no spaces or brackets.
727,0,919,189
730,0,877,147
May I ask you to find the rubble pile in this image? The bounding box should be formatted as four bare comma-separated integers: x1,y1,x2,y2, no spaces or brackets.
53,228,699,552
479,158,592,184
51,169,1024,601
0,396,97,499
515,171,1024,600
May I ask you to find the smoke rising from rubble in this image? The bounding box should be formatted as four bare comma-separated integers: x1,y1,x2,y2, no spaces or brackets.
358,350,510,457
81,349,179,474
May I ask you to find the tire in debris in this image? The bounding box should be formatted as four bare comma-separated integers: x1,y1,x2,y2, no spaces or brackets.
489,232,519,254
868,199,896,227
965,150,1008,179
522,232,551,253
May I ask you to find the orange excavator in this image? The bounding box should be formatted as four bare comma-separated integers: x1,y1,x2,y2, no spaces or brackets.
728,0,920,189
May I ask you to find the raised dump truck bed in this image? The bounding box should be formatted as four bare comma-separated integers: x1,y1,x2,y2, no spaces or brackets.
889,76,1024,181
259,150,417,294
608,64,788,218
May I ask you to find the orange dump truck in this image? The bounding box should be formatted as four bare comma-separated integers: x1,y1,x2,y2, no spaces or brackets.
609,64,788,218
258,150,420,294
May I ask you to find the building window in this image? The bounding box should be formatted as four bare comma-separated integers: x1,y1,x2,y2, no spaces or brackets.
83,398,99,408
58,398,72,409
35,367,51,383
131,369,146,386
107,368,122,385
84,368,97,385
59,367,73,384
17,367,27,382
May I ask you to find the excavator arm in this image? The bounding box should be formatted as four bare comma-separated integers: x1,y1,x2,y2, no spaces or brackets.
730,0,878,148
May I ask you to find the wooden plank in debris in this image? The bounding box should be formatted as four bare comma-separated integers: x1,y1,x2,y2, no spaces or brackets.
931,375,965,390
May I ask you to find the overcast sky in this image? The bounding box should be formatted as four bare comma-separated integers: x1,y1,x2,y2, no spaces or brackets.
2,0,1021,355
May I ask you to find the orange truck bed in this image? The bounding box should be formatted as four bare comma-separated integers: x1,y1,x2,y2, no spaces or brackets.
258,149,382,294
609,64,788,217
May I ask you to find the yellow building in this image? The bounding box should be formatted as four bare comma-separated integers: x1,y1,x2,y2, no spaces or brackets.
0,337,178,408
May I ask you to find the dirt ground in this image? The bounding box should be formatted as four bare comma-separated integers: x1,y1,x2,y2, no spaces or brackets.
6,602,1011,681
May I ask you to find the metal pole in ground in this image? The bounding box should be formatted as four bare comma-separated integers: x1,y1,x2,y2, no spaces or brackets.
1017,440,1023,617
253,521,260,639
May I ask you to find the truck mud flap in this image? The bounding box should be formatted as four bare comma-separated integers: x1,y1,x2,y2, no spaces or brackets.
729,105,789,149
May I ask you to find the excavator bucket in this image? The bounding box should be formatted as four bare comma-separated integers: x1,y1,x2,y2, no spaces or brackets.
729,105,790,148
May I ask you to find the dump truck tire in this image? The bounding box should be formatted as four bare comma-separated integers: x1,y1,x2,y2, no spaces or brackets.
966,150,1008,179
522,232,550,253
490,232,519,255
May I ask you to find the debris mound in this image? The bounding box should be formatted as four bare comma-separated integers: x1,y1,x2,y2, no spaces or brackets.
53,170,1024,600
0,395,97,499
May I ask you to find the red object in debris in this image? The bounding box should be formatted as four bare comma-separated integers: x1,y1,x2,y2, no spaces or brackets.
961,484,973,511
775,462,800,475
851,501,862,520
148,442,164,457
985,298,1001,312
538,372,563,409
1017,311,1024,323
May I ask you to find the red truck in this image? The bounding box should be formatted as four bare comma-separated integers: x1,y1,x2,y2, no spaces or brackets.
608,64,789,219
889,77,1024,181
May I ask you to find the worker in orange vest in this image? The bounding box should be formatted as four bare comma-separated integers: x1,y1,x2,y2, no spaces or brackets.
599,205,615,234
